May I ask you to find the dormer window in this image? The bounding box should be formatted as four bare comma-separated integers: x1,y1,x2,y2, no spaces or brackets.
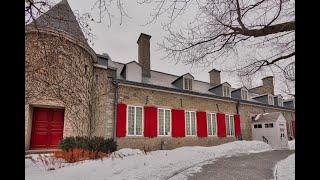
278,97,283,107
241,89,248,100
268,95,274,105
223,85,231,97
184,78,192,90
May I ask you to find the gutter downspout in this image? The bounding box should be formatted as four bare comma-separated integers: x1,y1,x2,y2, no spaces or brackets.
113,79,119,142
236,101,240,114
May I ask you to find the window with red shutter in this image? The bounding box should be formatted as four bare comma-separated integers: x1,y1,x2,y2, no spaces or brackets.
158,108,171,136
207,113,217,136
225,114,235,136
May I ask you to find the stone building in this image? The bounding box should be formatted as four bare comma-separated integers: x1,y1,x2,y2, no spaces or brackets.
25,0,295,151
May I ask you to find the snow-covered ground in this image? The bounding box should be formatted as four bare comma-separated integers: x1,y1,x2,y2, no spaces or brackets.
288,139,295,150
273,140,295,180
274,153,295,180
25,141,271,180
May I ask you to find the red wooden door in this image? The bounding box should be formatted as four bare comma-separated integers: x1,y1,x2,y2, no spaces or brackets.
30,107,64,149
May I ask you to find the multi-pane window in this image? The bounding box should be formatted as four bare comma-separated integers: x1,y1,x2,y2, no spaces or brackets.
223,86,231,97
127,106,143,136
207,113,217,136
268,95,274,105
241,89,248,100
264,123,274,128
280,128,285,137
278,98,283,107
186,111,196,136
254,124,262,128
158,108,171,136
184,78,192,90
226,115,235,136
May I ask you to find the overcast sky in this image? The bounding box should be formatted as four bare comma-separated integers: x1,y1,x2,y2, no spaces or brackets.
44,0,292,96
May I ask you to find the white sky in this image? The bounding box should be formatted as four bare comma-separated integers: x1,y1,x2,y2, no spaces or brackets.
45,0,293,97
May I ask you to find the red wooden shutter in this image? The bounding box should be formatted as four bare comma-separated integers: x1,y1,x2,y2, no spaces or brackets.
171,109,185,137
144,106,158,137
292,120,295,137
116,104,126,137
286,122,290,135
217,113,226,137
234,114,241,136
196,111,207,137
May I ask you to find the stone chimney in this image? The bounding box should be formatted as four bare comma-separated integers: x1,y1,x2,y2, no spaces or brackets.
209,69,221,85
137,33,152,77
262,76,274,95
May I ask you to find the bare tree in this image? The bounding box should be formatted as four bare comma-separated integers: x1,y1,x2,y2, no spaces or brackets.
147,0,294,78
26,0,295,79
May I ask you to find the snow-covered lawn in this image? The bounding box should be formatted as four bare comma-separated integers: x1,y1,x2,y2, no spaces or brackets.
273,140,295,180
25,141,271,180
274,153,295,180
288,139,295,150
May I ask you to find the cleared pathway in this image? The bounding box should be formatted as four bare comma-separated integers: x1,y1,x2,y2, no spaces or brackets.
185,150,294,180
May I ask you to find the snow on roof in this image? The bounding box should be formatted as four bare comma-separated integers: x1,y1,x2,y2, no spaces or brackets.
253,112,283,123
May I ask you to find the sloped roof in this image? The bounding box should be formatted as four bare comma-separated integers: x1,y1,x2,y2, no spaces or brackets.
171,73,195,84
231,86,248,92
120,61,141,75
29,0,88,45
253,112,283,123
208,82,231,90
96,55,294,110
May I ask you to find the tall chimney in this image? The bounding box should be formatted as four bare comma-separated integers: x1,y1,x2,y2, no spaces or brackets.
209,69,221,85
262,76,274,95
137,33,151,77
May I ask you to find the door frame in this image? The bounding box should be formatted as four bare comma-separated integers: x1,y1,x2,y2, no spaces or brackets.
27,104,65,150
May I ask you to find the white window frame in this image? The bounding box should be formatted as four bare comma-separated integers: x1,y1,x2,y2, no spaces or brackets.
223,85,231,97
158,108,171,136
126,105,144,136
225,114,235,137
278,97,283,107
268,95,274,105
183,77,193,90
241,89,248,100
207,113,217,136
185,111,197,136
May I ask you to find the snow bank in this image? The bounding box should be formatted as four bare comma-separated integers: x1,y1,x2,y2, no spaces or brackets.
288,140,295,150
116,148,145,156
273,153,295,180
25,141,271,180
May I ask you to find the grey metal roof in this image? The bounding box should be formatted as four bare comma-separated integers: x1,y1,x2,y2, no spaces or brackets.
96,55,294,110
209,82,231,90
171,73,195,84
231,86,248,92
29,0,88,45
253,112,283,123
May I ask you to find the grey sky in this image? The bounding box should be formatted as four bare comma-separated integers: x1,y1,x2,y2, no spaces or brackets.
46,0,292,97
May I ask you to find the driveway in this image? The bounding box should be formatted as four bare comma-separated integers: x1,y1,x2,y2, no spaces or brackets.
184,150,295,180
